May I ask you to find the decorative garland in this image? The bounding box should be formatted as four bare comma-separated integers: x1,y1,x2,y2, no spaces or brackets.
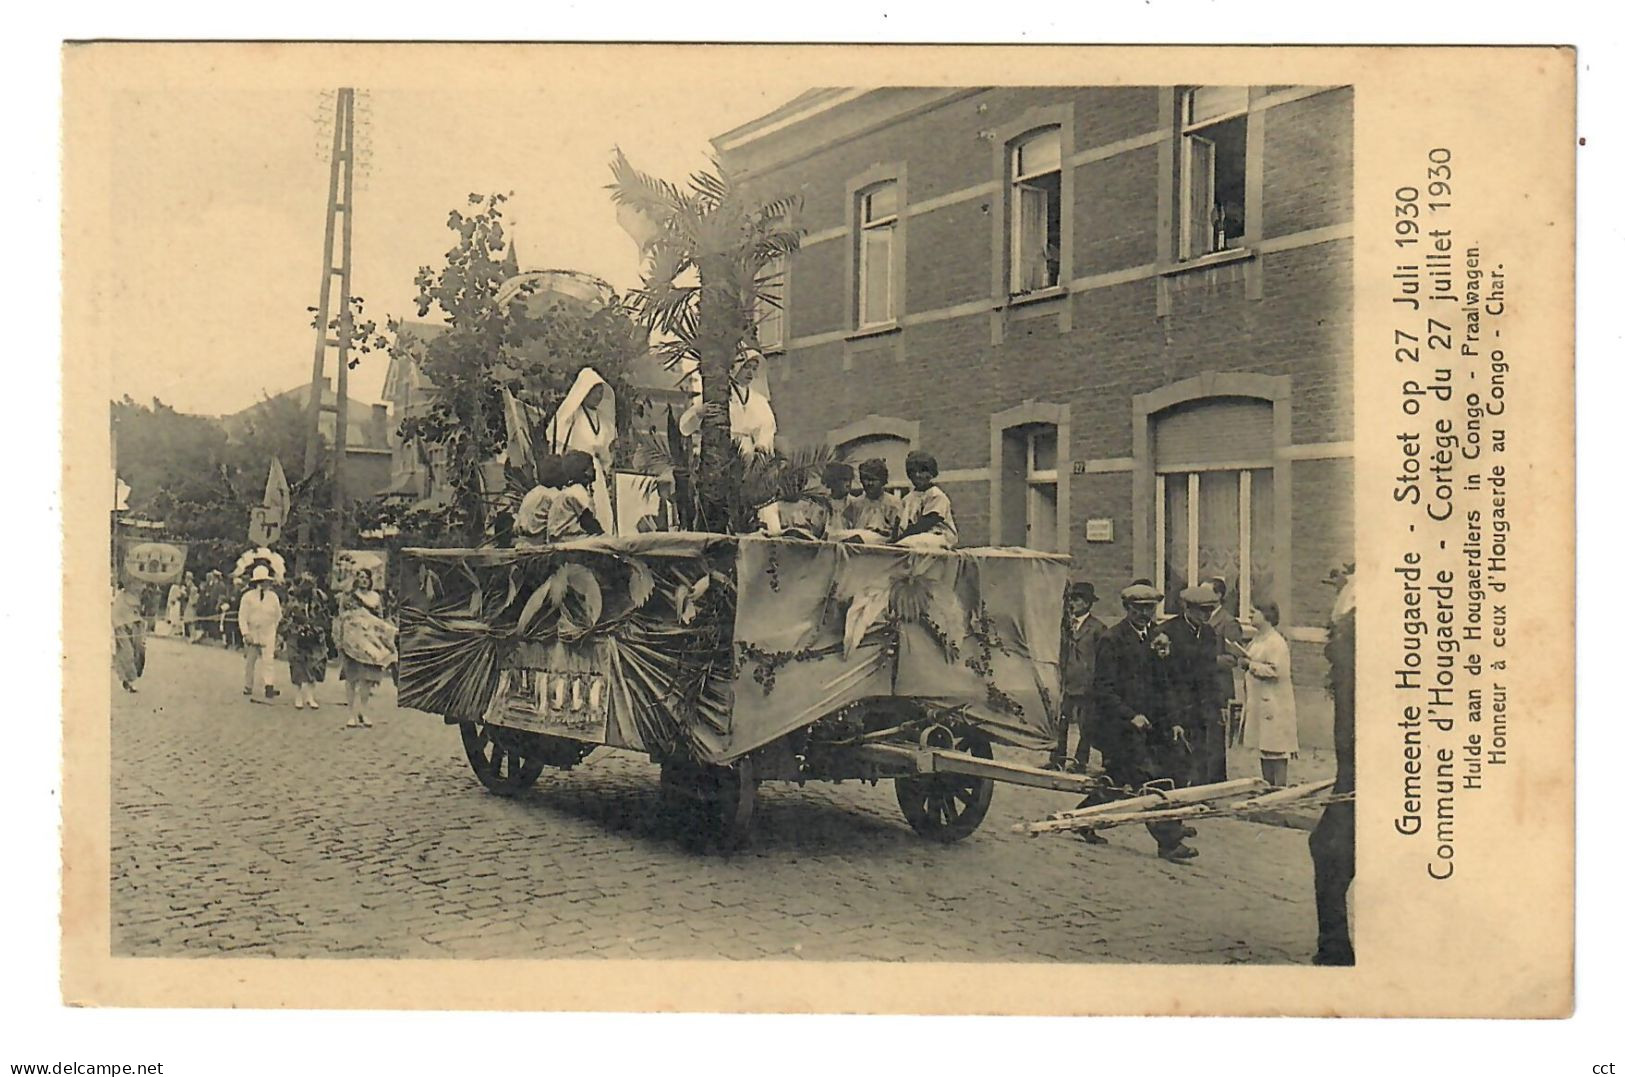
735,637,845,695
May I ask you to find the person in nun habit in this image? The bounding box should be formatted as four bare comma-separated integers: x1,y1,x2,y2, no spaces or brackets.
546,367,617,534
678,345,778,458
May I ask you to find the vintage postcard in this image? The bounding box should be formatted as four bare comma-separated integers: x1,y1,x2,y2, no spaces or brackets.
60,43,1574,1017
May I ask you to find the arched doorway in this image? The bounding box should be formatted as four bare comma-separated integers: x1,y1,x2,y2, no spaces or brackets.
827,415,920,497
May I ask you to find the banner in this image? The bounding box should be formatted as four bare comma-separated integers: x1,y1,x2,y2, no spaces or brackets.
121,539,188,587
331,548,389,594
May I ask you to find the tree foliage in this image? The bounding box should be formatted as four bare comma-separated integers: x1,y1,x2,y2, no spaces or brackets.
391,192,648,544
111,393,338,577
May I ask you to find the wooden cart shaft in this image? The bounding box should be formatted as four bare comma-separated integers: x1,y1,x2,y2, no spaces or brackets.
854,742,1101,796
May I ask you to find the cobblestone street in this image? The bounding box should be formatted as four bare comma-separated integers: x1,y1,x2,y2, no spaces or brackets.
112,637,1321,963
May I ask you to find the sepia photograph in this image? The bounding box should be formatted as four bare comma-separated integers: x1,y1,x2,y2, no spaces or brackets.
57,41,1577,1026
99,71,1355,968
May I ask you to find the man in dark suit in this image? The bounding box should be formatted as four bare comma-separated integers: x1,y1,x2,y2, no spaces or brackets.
1159,583,1225,788
1048,580,1109,773
1086,580,1198,861
1311,568,1357,965
1204,575,1245,781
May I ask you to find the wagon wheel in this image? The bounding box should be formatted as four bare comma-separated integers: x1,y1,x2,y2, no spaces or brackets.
895,730,995,843
709,757,758,848
459,720,546,796
660,757,758,849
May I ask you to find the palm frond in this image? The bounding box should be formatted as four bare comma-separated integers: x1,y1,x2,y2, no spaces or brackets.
750,232,803,265
606,147,686,219
652,338,701,372
688,168,731,210
752,194,803,224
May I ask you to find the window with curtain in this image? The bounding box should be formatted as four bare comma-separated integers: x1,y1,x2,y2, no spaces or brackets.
856,182,897,327
1179,87,1249,259
1009,128,1063,294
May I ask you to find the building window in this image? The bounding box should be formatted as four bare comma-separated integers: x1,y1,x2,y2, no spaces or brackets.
754,255,785,352
1009,127,1063,294
851,181,903,326
856,182,897,327
999,422,1060,551
1179,87,1249,259
1157,469,1273,616
1150,394,1276,614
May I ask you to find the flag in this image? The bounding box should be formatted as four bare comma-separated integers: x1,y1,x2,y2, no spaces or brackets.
263,457,291,527
502,389,546,477
113,475,130,512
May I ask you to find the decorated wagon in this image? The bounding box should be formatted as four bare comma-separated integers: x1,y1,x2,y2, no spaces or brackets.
398,533,1096,845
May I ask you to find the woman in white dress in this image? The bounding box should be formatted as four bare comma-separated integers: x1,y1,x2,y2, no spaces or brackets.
1238,599,1299,787
679,347,777,458
546,367,617,535
164,578,187,637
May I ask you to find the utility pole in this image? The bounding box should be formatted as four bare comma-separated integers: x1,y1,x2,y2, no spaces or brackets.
296,87,357,575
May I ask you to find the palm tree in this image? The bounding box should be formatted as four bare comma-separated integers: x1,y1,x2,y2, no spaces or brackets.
607,149,802,532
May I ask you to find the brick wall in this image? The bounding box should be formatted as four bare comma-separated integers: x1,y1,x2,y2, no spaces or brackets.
1076,144,1160,274
1291,456,1355,629
1262,88,1354,240
727,86,1352,749
1067,471,1136,614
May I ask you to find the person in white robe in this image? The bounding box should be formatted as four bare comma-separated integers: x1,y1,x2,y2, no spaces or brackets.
546,367,617,535
679,347,777,458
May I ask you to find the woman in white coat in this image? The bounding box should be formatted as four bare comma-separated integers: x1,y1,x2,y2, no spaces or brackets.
546,367,617,535
1238,599,1299,787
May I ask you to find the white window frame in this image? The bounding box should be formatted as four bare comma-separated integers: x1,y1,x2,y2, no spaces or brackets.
1024,425,1059,551
1154,465,1269,616
856,183,897,328
1008,127,1063,296
1178,87,1249,261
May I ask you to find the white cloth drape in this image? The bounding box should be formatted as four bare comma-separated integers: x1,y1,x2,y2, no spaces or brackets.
1017,185,1049,291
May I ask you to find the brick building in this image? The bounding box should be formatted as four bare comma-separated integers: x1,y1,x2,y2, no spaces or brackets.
220,379,394,501
715,85,1353,747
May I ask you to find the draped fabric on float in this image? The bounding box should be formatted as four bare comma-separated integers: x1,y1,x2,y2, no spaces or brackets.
397,534,1068,766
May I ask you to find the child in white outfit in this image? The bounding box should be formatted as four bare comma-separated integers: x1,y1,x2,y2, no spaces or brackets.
896,450,957,550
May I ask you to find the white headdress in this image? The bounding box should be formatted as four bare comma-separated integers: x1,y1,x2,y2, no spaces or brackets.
545,367,617,455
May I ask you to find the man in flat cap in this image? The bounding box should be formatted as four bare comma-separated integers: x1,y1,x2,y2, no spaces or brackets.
1159,582,1226,788
1048,580,1107,773
1087,579,1197,860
